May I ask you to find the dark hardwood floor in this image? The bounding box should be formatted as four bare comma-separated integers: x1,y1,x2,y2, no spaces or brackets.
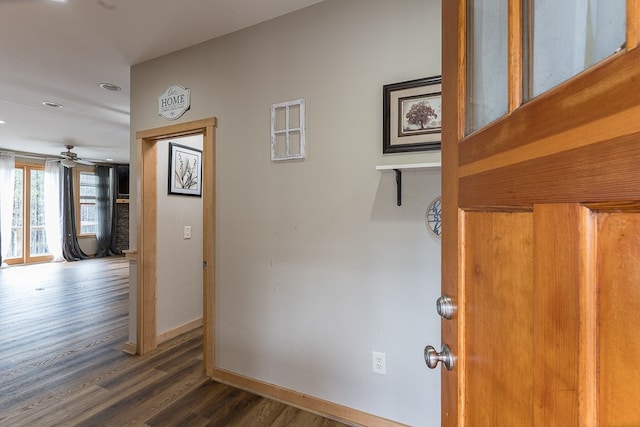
0,257,351,426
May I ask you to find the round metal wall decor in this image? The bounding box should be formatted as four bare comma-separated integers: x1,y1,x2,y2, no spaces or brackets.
426,196,442,238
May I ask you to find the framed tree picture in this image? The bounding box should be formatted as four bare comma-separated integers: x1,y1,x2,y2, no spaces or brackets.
383,75,442,154
168,142,202,196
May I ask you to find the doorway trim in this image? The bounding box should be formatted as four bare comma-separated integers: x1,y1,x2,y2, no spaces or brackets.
135,117,216,374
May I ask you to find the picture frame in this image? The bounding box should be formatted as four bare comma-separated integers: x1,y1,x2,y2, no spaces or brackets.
168,142,202,196
383,75,442,154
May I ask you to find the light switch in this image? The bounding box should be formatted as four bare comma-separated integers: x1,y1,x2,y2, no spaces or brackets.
183,225,192,239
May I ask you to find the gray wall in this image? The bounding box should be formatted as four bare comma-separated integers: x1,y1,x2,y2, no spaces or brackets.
130,1,442,425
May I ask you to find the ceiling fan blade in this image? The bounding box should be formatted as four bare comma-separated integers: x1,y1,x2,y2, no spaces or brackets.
76,159,95,165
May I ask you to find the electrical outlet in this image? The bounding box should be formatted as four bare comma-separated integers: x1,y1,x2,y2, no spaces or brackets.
372,351,386,375
183,225,192,239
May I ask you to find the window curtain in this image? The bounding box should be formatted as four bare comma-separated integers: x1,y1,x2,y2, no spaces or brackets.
61,166,88,261
95,165,119,257
44,159,64,262
0,152,16,266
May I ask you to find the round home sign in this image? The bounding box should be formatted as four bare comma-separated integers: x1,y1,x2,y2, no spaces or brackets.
158,85,191,120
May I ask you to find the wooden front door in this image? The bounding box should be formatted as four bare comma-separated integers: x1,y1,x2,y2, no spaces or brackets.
440,2,640,425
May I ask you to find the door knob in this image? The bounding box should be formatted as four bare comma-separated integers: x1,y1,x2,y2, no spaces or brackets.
436,295,456,319
424,344,455,370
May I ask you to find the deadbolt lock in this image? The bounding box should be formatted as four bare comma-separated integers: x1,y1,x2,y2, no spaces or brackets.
436,295,456,320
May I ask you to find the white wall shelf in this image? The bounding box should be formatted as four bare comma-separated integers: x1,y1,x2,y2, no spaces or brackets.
375,162,441,171
376,162,441,206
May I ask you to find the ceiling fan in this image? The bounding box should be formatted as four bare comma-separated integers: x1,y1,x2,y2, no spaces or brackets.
59,145,95,168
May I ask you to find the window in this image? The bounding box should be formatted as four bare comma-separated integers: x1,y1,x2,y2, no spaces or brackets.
271,99,305,161
6,165,50,265
9,168,24,259
78,170,98,236
29,169,47,256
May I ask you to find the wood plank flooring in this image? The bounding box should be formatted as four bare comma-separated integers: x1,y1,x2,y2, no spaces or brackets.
0,257,351,426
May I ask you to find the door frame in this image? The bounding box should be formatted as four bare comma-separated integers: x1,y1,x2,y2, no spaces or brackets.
135,117,217,375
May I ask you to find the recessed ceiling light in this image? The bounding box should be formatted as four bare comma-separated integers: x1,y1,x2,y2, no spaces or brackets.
99,82,122,92
106,158,114,162
0,120,5,124
42,101,63,108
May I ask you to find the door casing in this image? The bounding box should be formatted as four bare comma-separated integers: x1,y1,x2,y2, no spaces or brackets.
135,117,216,375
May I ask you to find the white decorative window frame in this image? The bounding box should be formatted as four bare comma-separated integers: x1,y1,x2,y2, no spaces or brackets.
270,98,305,161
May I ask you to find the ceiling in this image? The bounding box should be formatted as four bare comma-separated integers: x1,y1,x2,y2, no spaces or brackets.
0,0,324,164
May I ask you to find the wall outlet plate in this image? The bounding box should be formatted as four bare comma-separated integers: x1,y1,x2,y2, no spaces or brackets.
372,351,386,375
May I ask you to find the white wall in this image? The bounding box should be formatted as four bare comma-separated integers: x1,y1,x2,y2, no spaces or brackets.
130,1,442,425
156,134,203,335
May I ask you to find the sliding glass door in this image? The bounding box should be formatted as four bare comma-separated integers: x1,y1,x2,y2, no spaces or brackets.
5,164,51,265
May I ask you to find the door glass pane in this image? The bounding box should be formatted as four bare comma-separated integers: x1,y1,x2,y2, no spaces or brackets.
30,169,48,256
529,0,625,98
466,0,509,134
10,169,23,258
